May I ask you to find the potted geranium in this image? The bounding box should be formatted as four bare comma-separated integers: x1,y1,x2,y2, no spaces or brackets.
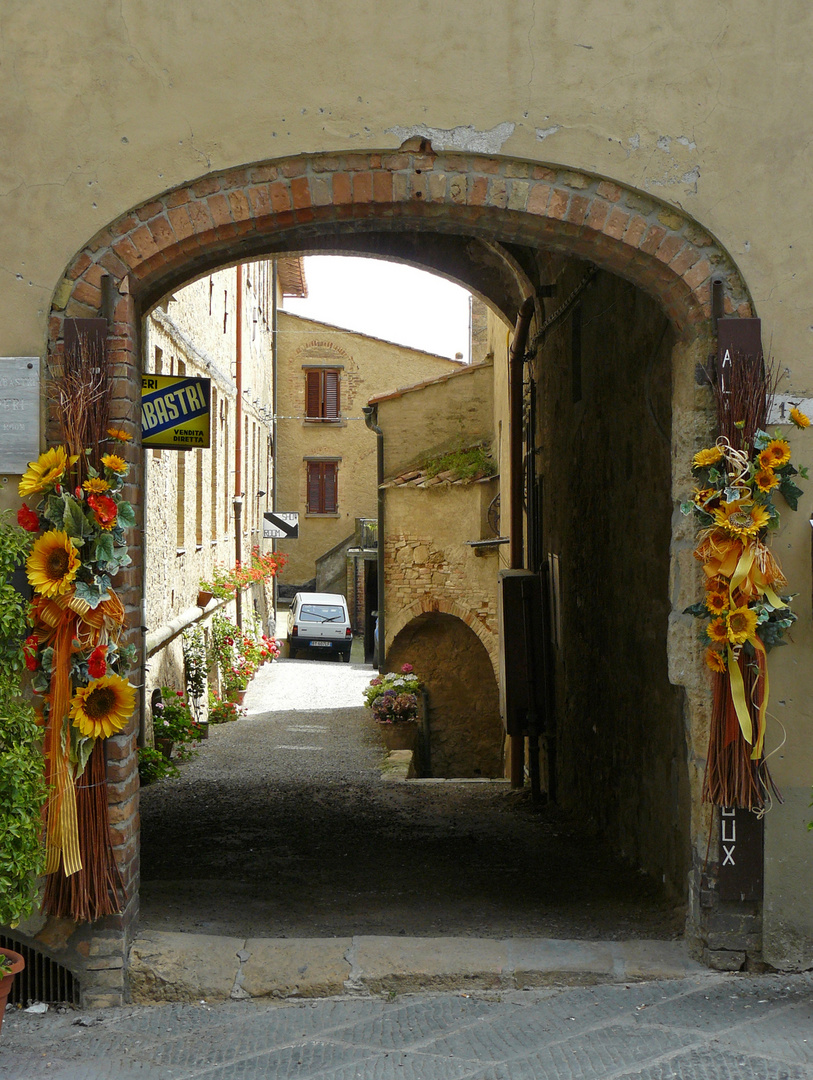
363,663,422,751
152,687,204,759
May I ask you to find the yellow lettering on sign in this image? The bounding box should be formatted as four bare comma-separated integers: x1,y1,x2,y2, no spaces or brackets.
154,397,168,425
143,401,157,430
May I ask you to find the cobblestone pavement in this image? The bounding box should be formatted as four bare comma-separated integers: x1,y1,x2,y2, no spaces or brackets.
2,973,812,1079
137,656,681,941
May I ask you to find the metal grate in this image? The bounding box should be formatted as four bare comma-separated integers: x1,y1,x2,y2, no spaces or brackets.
0,934,80,1007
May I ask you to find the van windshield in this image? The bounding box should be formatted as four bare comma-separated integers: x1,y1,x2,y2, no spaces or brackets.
299,605,345,623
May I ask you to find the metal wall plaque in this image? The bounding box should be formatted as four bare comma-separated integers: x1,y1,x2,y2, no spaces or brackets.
0,357,40,473
142,374,211,450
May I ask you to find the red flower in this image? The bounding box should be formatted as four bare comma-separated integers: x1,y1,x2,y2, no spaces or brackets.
87,493,118,530
23,634,39,671
87,645,107,679
17,504,39,532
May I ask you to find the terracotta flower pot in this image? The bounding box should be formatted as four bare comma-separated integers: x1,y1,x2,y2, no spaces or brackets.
0,948,25,1034
196,589,213,608
155,737,174,760
378,721,418,753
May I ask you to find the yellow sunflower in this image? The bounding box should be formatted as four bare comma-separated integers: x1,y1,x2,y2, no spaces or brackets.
753,468,779,493
705,647,727,673
790,406,810,429
70,673,136,739
707,617,728,644
18,446,70,498
107,427,133,442
726,605,758,646
26,530,80,597
712,500,770,539
83,477,111,494
706,591,728,615
692,445,724,469
101,453,127,474
758,439,791,470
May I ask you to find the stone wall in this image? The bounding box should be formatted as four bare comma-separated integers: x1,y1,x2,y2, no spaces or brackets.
531,260,691,898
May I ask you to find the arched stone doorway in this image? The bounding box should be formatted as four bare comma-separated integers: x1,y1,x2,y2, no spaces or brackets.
39,148,751,1002
389,612,503,778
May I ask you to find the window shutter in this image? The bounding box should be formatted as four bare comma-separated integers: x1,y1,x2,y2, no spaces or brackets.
307,462,322,512
323,370,340,418
323,462,338,513
305,370,320,419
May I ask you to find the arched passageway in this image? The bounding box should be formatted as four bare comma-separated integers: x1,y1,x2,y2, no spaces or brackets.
39,148,752,1002
390,612,503,778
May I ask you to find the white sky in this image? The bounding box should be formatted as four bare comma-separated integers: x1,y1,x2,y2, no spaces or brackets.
281,255,472,363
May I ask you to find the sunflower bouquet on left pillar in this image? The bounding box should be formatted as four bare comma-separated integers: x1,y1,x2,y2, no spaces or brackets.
18,432,138,922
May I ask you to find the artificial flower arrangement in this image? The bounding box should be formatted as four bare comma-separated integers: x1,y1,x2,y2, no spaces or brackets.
682,352,809,810
363,664,423,724
17,430,138,920
200,546,287,600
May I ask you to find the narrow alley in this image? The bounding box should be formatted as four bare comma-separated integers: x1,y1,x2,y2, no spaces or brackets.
138,657,682,942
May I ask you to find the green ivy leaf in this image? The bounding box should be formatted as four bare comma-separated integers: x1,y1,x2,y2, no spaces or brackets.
778,476,803,511
116,501,136,529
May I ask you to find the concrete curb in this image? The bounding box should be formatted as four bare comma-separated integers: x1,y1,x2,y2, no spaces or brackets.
128,932,706,1004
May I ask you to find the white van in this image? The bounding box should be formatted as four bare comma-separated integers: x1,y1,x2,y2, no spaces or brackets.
287,592,353,662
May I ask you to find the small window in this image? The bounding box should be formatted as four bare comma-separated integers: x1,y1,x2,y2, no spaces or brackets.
307,461,338,513
305,369,340,420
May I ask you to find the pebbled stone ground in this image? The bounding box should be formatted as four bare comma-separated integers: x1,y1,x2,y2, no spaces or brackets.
2,973,812,1079
136,655,682,941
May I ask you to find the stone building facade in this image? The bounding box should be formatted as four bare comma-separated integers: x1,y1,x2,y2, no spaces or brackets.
274,311,462,588
372,359,504,777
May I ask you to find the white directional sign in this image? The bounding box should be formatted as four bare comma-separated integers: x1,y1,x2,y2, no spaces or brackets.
263,511,299,539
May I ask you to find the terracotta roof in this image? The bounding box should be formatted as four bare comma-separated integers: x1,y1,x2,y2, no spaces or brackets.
384,452,498,489
367,358,492,405
276,257,308,298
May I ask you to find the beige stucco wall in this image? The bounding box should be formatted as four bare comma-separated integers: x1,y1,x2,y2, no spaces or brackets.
375,359,496,479
274,311,460,585
1,2,812,965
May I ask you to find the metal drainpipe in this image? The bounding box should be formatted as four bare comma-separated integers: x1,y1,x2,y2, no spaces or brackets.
234,264,244,629
508,296,535,788
271,261,279,622
362,404,385,671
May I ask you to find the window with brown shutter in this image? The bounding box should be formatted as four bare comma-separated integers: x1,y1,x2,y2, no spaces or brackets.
306,461,338,513
305,369,340,420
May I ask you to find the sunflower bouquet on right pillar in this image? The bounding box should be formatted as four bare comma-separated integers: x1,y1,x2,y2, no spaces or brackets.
682,356,809,810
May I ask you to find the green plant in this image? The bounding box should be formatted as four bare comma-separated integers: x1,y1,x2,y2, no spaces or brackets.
0,511,48,927
211,614,257,696
0,953,13,978
138,746,179,785
182,626,208,720
153,687,203,745
200,546,287,599
423,443,496,482
208,691,242,724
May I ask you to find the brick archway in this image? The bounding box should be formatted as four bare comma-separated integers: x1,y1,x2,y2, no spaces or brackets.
388,594,497,678
41,149,751,1003
52,149,750,337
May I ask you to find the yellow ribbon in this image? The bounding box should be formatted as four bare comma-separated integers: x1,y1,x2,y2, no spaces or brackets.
751,637,769,760
726,646,753,745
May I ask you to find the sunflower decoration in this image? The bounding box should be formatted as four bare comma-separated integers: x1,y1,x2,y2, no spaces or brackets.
705,647,727,673
726,606,758,646
757,439,792,470
692,445,725,469
69,673,136,739
106,427,133,443
790,406,811,430
753,467,779,493
712,499,771,540
101,453,128,475
26,530,80,597
18,446,74,498
83,477,110,494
